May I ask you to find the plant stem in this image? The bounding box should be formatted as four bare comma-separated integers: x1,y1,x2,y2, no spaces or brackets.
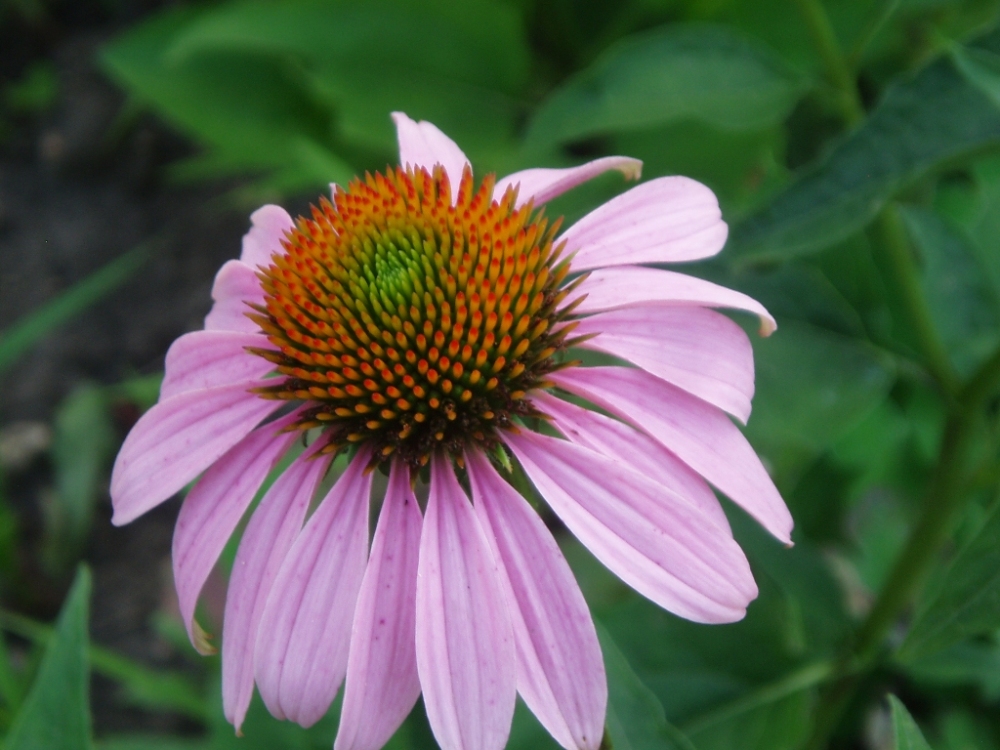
872,205,961,399
803,346,1000,749
791,0,866,125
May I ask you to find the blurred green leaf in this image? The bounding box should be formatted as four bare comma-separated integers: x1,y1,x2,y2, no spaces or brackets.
107,373,164,411
45,385,116,573
0,607,207,721
937,708,1000,750
900,204,1000,374
595,621,692,750
168,0,529,159
102,0,529,186
167,0,528,96
903,640,1000,700
101,6,352,195
890,695,935,750
505,699,562,750
203,676,339,750
611,121,787,215
936,154,1000,310
899,500,1000,661
680,661,828,750
685,689,814,750
952,43,1000,109
0,244,151,375
4,567,92,750
526,24,805,148
731,39,1000,263
746,319,896,455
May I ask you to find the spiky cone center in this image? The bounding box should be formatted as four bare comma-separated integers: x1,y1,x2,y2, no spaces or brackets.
250,165,584,468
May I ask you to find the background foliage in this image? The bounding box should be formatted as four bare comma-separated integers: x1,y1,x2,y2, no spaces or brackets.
5,0,1000,748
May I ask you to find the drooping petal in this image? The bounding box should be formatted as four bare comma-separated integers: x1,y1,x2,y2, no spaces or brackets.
561,177,727,270
416,457,516,750
551,366,792,545
173,410,300,653
532,392,729,533
392,112,470,188
465,450,605,750
160,330,276,402
222,443,331,731
335,461,422,750
572,306,754,422
505,430,756,623
493,156,642,208
204,260,265,333
241,204,294,268
110,381,276,526
572,266,777,336
254,452,373,728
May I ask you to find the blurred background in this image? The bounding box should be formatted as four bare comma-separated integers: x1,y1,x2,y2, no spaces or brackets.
3,0,1000,748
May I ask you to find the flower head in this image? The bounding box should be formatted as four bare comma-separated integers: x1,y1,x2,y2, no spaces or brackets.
111,112,791,750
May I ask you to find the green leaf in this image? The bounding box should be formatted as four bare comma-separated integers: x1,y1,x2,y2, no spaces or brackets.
45,385,117,572
889,695,934,750
526,24,805,148
167,0,528,96
112,0,528,170
900,204,1000,374
679,661,828,750
746,319,896,455
899,500,1000,661
952,44,1000,109
107,373,164,411
730,41,1000,263
0,607,206,721
4,567,92,750
101,6,352,194
505,698,562,750
0,244,151,374
903,641,1000,701
595,620,693,750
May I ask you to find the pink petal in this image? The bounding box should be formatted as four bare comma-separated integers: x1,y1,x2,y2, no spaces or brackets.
392,112,470,189
465,450,606,750
173,410,300,654
416,457,516,750
204,260,265,333
504,429,757,623
222,443,331,731
160,330,276,402
254,452,373,728
532,392,729,533
110,382,276,526
572,306,754,422
561,177,727,270
241,205,293,268
551,366,792,545
493,156,642,208
335,461,423,750
572,266,777,336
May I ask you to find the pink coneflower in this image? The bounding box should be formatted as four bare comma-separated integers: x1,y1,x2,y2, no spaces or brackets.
111,112,791,750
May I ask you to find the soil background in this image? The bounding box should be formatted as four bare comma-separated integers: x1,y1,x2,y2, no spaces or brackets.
0,0,293,736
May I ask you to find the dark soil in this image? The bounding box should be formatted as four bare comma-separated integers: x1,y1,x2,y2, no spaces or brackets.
0,0,275,736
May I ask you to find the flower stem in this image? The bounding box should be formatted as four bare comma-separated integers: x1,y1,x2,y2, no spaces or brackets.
791,0,866,126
